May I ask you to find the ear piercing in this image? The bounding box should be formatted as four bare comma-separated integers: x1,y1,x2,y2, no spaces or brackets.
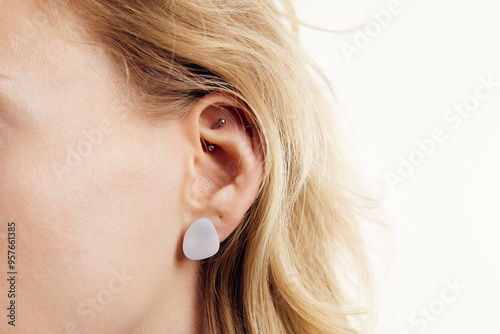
207,118,257,152
211,118,226,129
183,218,220,260
208,118,226,151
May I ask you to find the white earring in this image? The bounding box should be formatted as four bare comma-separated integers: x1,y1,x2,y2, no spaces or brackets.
183,218,220,260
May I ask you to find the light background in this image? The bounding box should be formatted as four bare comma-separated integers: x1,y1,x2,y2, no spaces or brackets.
293,0,500,333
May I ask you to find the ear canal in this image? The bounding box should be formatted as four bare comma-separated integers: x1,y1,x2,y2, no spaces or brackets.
182,218,220,260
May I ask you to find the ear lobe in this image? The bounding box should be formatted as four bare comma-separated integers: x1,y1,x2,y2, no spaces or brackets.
180,92,263,243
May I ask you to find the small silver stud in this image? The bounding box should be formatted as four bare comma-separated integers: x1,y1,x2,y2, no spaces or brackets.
211,118,226,129
207,118,257,152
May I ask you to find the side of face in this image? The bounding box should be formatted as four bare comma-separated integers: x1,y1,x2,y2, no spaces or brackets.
0,1,189,332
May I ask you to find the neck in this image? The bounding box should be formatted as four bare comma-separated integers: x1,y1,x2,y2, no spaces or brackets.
133,260,205,334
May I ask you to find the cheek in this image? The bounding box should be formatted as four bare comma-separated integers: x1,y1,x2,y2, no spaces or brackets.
0,117,182,329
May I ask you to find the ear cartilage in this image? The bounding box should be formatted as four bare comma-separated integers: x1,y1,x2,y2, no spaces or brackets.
207,118,257,152
208,118,226,151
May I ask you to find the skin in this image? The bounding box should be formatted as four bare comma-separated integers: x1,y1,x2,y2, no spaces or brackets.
0,1,263,333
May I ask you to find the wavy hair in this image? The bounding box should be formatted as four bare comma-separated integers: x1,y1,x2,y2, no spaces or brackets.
39,0,375,332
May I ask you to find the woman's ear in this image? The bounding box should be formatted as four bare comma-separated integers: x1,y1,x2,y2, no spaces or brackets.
178,92,264,243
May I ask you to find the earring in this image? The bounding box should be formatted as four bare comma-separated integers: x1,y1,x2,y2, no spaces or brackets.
183,218,220,260
207,118,257,152
208,118,226,152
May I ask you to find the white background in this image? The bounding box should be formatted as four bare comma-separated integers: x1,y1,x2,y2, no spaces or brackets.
293,0,500,333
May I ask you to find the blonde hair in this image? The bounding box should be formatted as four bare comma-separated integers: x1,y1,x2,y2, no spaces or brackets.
41,0,375,332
